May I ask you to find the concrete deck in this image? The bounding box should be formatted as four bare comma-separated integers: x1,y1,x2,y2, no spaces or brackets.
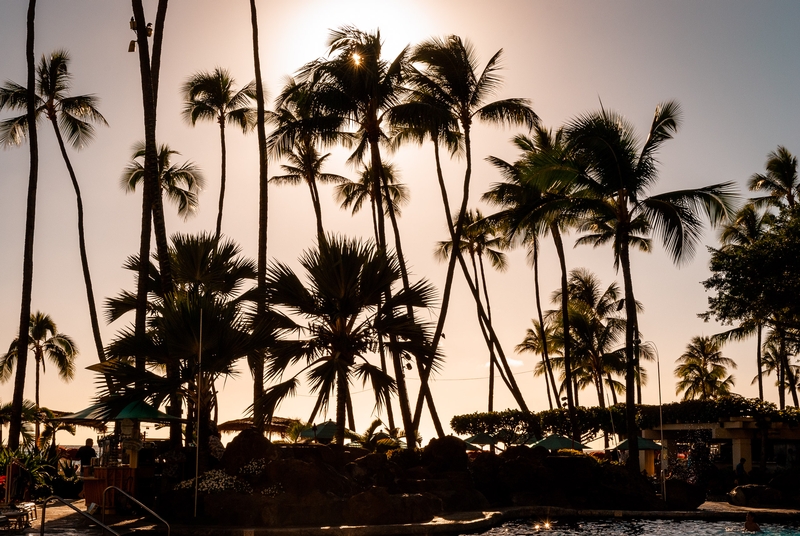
21,499,800,535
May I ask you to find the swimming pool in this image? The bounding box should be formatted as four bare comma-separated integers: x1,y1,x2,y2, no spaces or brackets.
468,519,800,535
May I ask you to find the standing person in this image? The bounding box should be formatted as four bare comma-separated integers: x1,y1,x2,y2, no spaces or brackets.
76,438,97,468
736,458,748,484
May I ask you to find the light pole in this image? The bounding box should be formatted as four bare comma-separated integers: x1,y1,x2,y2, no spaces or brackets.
646,340,666,502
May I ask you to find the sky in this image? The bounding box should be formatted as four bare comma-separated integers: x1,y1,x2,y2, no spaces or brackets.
1,0,800,447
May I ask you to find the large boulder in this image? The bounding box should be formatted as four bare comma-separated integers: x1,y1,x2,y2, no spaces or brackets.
221,429,278,475
343,487,442,525
728,484,783,507
422,436,469,473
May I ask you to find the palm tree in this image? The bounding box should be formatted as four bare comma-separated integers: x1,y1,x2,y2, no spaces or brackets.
0,399,40,447
435,209,508,411
121,142,205,219
396,35,538,423
675,336,736,400
182,67,256,238
748,146,798,209
257,236,436,446
565,101,738,472
299,27,425,443
344,419,402,453
519,318,561,408
6,0,38,450
0,312,77,446
713,203,776,401
248,0,270,434
484,126,581,434
101,232,272,457
0,50,108,378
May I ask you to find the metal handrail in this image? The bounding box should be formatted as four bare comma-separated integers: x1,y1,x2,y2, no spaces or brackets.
102,485,170,536
39,495,121,536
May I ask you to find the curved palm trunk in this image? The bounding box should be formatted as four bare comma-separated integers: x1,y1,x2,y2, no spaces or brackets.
477,253,501,412
215,121,227,239
10,0,38,451
251,0,268,434
532,237,559,408
34,356,41,448
619,239,640,473
551,224,578,440
49,117,106,368
307,175,326,245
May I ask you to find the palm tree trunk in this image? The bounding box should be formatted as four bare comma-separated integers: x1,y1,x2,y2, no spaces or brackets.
308,173,326,245
756,323,764,401
215,121,227,239
532,237,559,407
607,373,618,405
551,224,578,440
619,239,641,474
251,0,268,434
335,370,347,446
34,356,40,448
10,0,38,451
49,118,106,369
778,328,799,407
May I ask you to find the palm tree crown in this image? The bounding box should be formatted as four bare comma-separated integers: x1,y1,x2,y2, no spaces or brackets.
675,336,736,400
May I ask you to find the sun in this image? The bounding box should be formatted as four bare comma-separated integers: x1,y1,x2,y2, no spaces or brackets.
352,52,362,65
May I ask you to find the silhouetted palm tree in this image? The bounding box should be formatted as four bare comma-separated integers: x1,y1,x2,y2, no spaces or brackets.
258,236,436,446
566,101,737,472
675,336,736,400
1,312,77,446
749,146,798,209
182,67,255,238
121,142,204,219
0,50,107,373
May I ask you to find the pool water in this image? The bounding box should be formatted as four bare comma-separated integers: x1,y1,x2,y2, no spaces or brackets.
468,519,800,535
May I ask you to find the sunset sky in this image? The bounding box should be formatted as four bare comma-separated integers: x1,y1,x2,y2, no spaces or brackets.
2,0,800,445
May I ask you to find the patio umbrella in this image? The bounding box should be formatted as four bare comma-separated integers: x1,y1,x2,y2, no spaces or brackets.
114,400,180,423
299,420,339,441
464,432,498,446
615,437,662,451
529,434,587,451
218,416,298,435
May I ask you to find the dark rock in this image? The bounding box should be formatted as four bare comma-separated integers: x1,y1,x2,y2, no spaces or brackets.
266,457,353,497
666,478,706,510
343,487,442,525
220,429,278,475
346,453,394,487
422,436,468,473
728,484,783,507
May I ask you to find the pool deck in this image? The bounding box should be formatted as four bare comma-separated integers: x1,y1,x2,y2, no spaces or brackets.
22,499,800,535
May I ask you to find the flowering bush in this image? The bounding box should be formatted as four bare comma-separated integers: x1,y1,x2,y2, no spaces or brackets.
175,469,252,494
239,458,267,475
261,483,283,497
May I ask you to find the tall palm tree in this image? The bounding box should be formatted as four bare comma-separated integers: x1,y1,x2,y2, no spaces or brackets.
396,35,538,423
0,50,108,377
182,67,256,238
0,312,77,446
435,209,508,411
258,236,436,446
675,335,736,400
748,146,798,209
713,203,776,401
6,0,38,450
248,0,270,434
121,142,205,219
565,101,738,472
269,78,348,245
519,318,560,409
484,126,580,434
299,27,426,443
757,336,800,406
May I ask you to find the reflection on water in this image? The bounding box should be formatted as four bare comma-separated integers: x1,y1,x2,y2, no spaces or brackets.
467,519,800,536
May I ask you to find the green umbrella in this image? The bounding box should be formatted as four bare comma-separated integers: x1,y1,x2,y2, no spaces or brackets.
529,434,587,451
464,432,497,446
114,400,180,423
615,437,662,451
299,420,339,441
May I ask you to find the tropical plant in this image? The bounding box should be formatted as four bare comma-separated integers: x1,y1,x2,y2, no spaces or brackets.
121,141,205,219
395,34,539,424
344,418,402,453
257,236,436,446
298,27,425,444
565,101,738,471
435,209,508,411
182,67,255,238
0,399,39,447
5,0,38,451
0,312,77,446
100,232,274,462
748,146,798,209
675,336,737,400
0,49,107,382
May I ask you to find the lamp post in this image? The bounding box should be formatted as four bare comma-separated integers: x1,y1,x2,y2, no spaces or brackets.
646,340,666,502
